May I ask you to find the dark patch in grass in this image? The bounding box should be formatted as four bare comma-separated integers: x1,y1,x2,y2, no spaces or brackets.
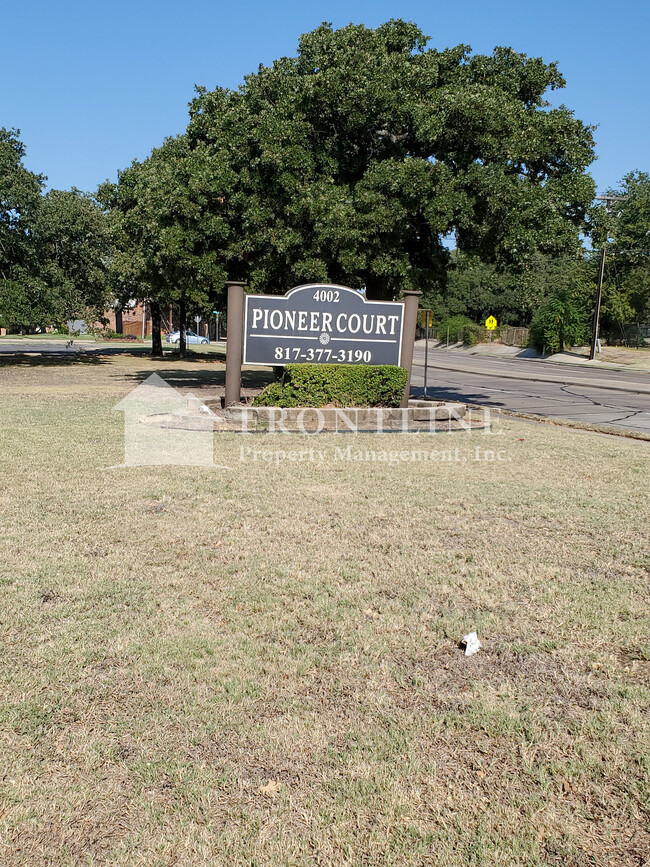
39,587,57,603
83,547,108,558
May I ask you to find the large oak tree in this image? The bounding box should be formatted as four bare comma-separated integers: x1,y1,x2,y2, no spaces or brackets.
186,20,597,299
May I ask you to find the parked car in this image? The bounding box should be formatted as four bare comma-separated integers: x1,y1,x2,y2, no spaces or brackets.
165,330,209,345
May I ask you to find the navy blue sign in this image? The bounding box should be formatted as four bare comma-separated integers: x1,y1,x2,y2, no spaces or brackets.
243,284,404,366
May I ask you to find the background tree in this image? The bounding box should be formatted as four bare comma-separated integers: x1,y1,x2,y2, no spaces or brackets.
603,172,650,339
579,172,650,345
0,128,45,328
529,286,589,354
0,129,43,277
423,252,521,324
100,135,232,356
32,188,111,325
1,129,111,331
424,250,595,335
186,20,596,301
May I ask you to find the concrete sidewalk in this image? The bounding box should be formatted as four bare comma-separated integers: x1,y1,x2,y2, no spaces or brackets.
419,339,650,372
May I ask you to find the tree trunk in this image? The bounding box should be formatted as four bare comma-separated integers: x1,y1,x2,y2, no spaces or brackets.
179,297,187,357
150,300,163,357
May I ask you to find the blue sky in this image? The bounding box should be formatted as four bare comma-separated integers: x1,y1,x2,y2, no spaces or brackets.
3,0,648,196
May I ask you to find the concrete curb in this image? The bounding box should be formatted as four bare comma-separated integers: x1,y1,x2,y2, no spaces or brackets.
413,359,650,396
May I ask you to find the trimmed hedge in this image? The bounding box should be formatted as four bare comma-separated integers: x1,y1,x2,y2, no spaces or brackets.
253,364,408,408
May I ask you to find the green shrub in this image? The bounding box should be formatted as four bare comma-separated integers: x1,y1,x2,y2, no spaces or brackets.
530,290,589,354
100,329,138,340
462,322,485,346
436,314,473,343
253,364,408,408
436,314,485,345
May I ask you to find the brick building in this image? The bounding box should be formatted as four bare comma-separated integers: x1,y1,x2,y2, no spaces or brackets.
104,302,152,337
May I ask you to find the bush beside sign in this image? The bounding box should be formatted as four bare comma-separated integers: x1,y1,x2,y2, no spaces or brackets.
253,364,408,408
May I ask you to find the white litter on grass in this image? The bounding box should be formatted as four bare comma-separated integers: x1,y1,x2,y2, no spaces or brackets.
461,632,481,656
199,404,213,415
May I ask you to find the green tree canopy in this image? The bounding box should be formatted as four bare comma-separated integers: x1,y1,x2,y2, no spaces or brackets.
0,128,44,280
1,129,111,330
425,249,595,327
186,20,596,299
606,172,650,327
584,172,650,341
32,188,111,321
99,135,233,353
0,129,46,326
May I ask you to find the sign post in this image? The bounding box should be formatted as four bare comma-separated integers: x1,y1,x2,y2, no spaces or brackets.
485,315,497,344
399,292,421,406
224,282,246,407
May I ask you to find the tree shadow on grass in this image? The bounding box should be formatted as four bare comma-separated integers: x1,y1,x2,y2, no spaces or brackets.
0,346,226,370
0,352,109,367
118,366,274,391
164,348,227,363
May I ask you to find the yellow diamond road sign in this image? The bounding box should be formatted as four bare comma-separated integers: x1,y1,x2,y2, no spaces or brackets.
485,316,497,330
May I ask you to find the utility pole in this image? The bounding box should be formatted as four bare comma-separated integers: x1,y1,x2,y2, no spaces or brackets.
589,194,628,360
589,246,607,360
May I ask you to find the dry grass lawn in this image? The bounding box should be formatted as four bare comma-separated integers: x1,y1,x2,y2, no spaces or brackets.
0,353,649,866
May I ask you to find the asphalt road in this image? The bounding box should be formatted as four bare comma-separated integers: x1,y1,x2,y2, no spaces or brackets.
411,346,650,434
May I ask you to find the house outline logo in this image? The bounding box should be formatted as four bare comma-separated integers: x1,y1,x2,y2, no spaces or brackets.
112,373,223,467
